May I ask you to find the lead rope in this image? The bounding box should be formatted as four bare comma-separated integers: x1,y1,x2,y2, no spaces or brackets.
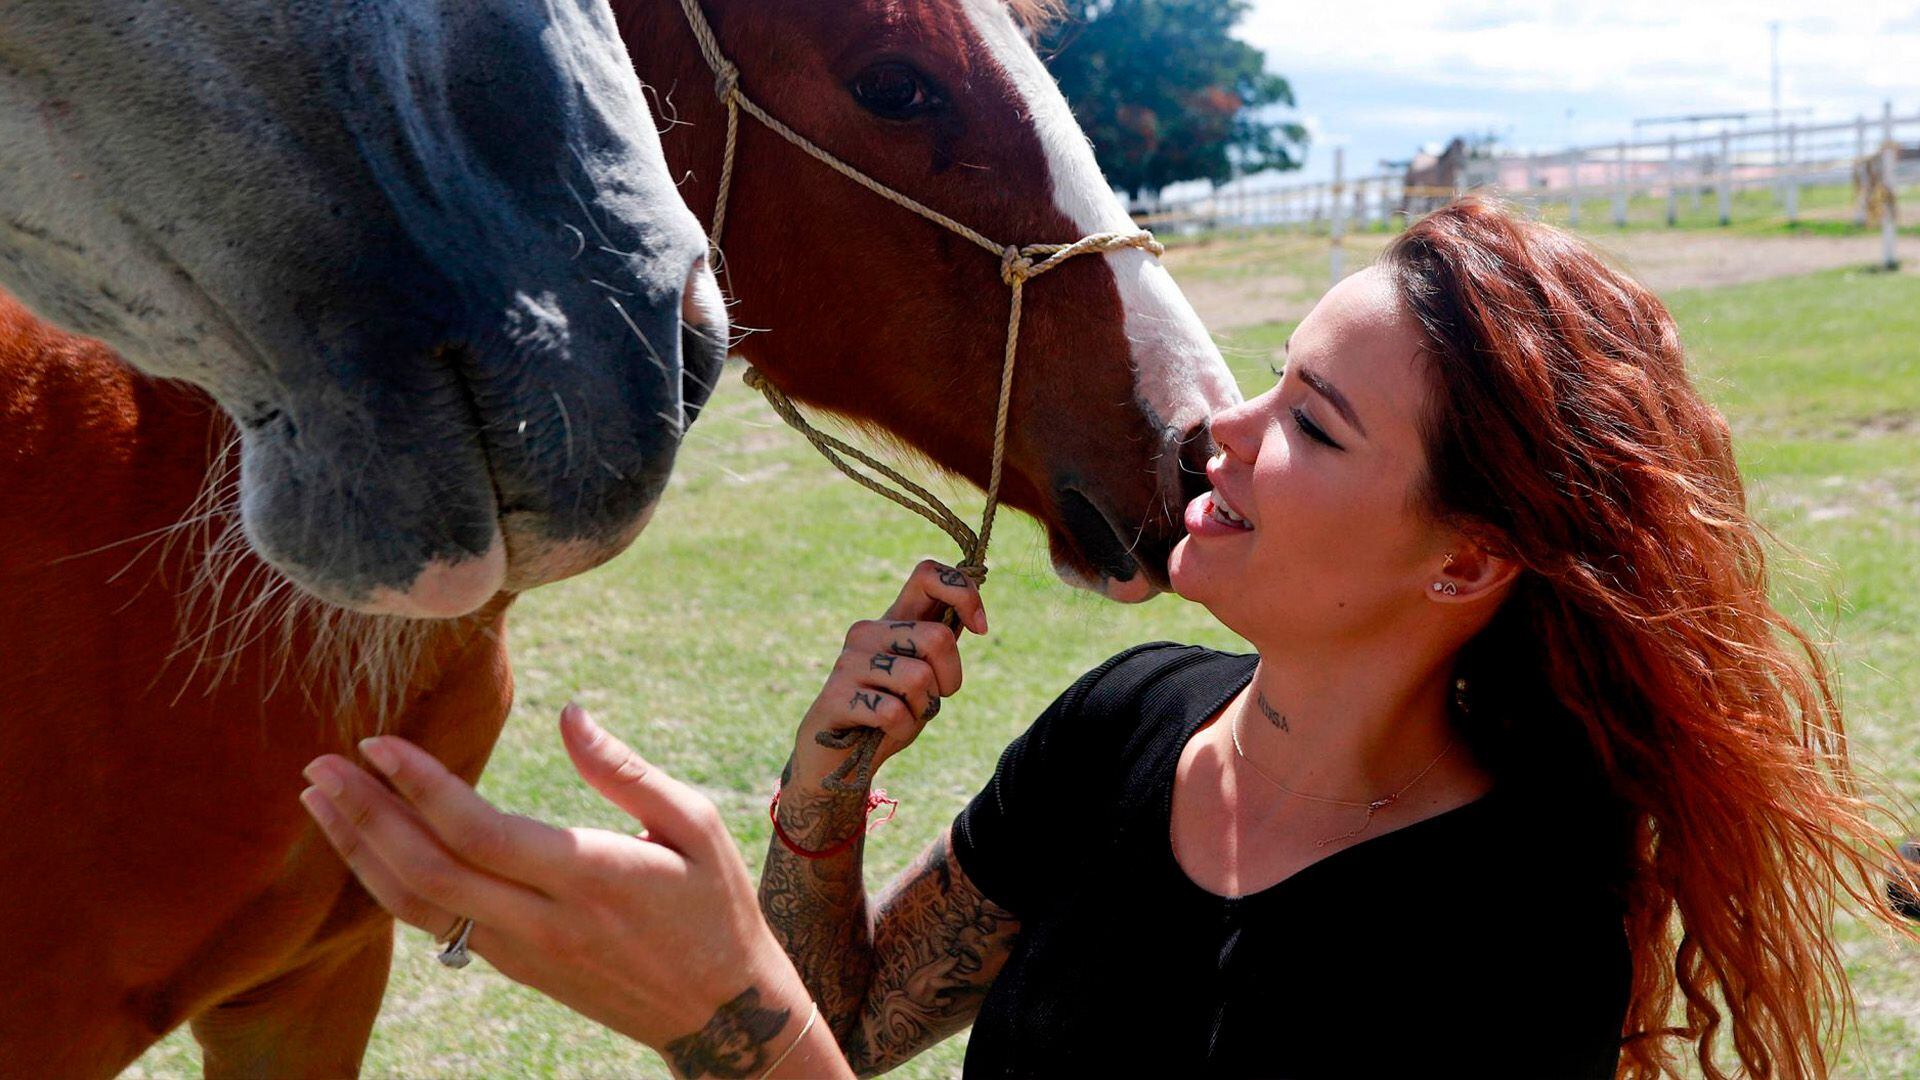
675,0,1164,792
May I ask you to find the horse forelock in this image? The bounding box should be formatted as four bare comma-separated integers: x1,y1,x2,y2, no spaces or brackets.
1005,0,1068,33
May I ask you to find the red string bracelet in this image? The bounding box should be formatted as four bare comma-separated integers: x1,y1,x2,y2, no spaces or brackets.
769,784,899,860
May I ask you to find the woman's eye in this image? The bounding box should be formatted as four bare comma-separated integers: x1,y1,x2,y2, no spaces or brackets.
850,62,940,120
1291,405,1342,450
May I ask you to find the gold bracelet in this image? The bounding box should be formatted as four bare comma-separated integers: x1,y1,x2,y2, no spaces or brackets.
759,1002,820,1080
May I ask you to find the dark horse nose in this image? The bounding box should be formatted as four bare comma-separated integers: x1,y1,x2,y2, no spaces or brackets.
1176,420,1218,507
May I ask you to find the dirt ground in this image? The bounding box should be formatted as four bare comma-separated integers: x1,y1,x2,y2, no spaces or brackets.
1165,227,1913,332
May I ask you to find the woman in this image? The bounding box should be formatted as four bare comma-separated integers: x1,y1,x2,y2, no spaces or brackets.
300,200,1916,1077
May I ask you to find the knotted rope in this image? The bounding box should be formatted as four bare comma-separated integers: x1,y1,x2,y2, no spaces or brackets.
675,0,1164,791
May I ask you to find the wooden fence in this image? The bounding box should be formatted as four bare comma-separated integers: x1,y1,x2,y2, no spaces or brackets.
1138,101,1918,285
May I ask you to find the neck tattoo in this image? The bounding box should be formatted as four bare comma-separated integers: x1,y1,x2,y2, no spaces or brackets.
1254,690,1289,732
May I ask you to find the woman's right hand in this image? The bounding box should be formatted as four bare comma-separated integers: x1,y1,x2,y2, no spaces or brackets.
786,559,988,790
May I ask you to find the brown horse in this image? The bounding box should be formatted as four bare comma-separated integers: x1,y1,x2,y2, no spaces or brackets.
0,1,1234,1076
615,0,1238,597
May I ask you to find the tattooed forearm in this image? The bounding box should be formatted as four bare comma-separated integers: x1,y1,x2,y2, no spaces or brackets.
849,830,1020,1076
1255,690,1290,732
664,986,792,1079
760,780,878,1048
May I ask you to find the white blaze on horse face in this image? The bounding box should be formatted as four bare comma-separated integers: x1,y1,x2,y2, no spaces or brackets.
958,0,1243,437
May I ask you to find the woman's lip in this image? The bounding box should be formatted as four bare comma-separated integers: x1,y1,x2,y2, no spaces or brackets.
1184,492,1255,538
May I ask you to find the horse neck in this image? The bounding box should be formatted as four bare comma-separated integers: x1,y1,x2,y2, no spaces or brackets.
0,290,503,738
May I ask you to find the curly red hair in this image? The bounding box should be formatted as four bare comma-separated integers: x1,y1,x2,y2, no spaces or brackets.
1385,198,1915,1077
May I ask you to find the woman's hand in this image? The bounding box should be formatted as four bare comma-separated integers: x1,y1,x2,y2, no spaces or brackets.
786,559,988,791
298,706,849,1079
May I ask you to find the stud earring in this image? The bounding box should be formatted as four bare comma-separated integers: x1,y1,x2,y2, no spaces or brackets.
1453,677,1471,713
1430,581,1457,596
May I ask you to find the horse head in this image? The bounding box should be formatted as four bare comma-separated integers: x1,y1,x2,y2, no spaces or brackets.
0,0,726,618
621,0,1241,602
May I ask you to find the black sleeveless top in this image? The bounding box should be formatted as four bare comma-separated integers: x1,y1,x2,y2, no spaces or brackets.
951,643,1630,1078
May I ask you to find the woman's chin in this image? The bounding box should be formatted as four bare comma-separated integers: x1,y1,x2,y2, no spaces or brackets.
1167,538,1208,601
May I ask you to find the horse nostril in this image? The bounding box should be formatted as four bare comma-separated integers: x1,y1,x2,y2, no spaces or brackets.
1176,422,1217,504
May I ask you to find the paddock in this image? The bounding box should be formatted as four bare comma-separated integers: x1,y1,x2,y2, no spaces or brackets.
126,220,1920,1077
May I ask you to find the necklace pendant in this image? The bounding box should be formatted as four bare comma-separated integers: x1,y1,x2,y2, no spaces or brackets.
1368,795,1396,813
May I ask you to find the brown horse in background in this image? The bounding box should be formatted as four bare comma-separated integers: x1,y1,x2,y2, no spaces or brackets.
0,0,1235,1074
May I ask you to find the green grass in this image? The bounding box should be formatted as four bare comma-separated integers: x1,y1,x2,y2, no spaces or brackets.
130,251,1920,1078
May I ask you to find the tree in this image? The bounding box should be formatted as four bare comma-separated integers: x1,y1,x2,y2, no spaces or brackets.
1040,0,1307,201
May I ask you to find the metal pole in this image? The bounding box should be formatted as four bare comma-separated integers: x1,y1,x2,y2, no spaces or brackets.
1666,134,1680,226
1613,140,1629,227
1718,128,1733,226
1568,148,1581,227
1770,21,1782,166
1884,101,1900,270
1330,147,1346,286
1785,123,1799,225
1856,114,1871,226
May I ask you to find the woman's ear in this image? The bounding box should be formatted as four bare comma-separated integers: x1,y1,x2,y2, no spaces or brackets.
1427,534,1520,605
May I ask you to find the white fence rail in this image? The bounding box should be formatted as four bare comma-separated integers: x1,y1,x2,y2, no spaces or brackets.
1139,101,1918,282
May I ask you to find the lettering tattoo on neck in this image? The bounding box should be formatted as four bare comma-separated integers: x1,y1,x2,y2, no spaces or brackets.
1255,690,1290,732
663,986,792,1079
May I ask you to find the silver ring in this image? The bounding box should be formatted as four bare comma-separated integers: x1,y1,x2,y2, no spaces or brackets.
437,917,475,969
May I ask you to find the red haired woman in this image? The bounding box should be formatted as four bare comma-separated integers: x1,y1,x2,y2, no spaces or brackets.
302,200,1916,1077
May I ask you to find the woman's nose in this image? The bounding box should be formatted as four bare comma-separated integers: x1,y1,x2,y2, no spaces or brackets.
1206,395,1266,463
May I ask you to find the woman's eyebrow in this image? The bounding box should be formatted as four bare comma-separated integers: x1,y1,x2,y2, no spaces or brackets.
1295,364,1367,437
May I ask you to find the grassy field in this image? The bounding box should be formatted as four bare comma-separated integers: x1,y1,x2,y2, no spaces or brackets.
131,243,1920,1076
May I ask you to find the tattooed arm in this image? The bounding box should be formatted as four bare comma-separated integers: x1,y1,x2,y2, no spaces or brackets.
762,788,1019,1076
853,826,1020,1072
761,560,1014,1074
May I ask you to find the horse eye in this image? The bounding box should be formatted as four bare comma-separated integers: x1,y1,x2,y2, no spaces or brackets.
849,61,938,120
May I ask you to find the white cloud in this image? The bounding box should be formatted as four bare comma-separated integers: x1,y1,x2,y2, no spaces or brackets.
1240,0,1917,111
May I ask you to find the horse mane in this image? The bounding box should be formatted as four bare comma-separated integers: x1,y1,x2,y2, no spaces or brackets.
1006,0,1069,33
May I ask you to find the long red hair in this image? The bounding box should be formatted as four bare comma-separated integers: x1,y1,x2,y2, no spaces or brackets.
1386,198,1914,1077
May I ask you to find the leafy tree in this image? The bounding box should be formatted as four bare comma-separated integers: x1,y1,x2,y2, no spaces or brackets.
1040,0,1307,201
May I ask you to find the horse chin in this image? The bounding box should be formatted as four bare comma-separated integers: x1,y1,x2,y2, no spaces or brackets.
1046,549,1163,604
357,536,508,619
496,501,660,593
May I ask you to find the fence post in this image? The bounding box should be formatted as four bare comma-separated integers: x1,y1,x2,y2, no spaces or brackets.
1568,148,1581,226
1666,134,1679,226
1613,140,1629,227
1855,113,1870,226
1718,128,1733,226
1330,148,1346,286
1784,123,1799,225
1884,101,1900,270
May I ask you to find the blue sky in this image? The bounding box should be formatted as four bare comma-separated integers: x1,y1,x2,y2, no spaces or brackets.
1229,0,1920,185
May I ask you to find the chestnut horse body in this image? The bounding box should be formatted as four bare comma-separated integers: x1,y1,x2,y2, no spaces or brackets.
0,0,1235,1074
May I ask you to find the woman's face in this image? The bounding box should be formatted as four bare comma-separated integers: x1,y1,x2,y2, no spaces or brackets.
1170,266,1454,647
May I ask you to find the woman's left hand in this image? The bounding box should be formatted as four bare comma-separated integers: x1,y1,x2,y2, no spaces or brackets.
298,704,833,1075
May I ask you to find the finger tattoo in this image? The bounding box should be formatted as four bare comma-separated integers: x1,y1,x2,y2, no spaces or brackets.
869,653,897,674
850,690,885,712
937,567,969,588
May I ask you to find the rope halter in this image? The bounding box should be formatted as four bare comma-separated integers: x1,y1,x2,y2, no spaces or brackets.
674,0,1165,789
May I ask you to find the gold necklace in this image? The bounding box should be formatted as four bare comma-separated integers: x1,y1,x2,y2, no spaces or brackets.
1228,705,1456,848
